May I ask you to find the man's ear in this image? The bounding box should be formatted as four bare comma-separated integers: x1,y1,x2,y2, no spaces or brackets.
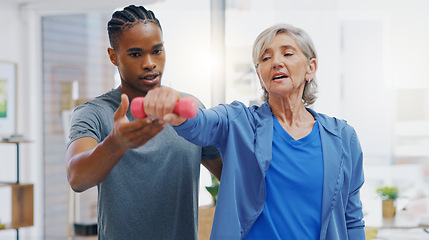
108,48,118,66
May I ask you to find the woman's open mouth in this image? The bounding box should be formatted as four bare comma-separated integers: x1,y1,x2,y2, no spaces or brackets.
272,73,289,82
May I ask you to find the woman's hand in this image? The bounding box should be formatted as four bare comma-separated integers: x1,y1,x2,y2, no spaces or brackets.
143,87,188,126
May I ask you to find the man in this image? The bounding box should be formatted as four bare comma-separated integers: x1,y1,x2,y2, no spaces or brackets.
66,5,222,239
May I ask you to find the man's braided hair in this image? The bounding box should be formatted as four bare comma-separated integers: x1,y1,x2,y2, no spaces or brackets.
107,5,162,49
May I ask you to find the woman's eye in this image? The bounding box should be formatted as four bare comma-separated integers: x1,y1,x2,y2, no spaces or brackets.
261,56,270,62
284,53,293,57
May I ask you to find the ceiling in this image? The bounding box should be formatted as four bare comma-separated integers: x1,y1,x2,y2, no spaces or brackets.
1,0,164,13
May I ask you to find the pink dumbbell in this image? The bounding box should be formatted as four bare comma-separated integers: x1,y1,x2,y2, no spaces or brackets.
131,96,198,119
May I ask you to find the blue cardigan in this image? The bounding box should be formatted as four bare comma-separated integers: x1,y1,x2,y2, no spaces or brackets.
175,101,366,240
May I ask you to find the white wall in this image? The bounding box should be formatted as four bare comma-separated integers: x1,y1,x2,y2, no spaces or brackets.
0,3,44,238
151,0,213,107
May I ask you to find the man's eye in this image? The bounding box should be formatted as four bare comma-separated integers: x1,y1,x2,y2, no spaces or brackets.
130,53,140,57
153,49,163,55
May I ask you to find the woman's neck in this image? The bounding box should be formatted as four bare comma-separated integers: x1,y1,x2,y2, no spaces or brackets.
269,96,315,140
269,96,311,125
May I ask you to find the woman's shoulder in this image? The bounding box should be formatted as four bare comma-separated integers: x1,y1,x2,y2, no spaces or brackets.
310,109,357,136
314,111,347,125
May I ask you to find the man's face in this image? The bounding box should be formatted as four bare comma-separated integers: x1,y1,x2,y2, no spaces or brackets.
109,22,166,98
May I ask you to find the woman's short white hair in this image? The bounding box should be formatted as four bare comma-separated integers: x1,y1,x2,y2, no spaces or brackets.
252,24,318,106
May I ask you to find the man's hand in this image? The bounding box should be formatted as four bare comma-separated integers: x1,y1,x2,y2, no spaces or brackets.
111,94,166,150
66,93,166,192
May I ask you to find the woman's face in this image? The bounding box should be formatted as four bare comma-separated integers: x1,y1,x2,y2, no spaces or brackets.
256,33,316,100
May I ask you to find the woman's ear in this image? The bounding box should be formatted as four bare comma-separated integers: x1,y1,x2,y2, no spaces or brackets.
256,67,266,90
305,58,317,81
108,48,118,66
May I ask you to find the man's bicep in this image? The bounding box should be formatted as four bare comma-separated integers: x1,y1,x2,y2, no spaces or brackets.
66,137,98,163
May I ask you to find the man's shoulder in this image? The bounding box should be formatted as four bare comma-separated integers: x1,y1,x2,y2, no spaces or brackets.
78,90,119,108
72,90,120,119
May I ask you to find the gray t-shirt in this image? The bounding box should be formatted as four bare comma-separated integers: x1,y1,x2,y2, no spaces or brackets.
68,89,219,240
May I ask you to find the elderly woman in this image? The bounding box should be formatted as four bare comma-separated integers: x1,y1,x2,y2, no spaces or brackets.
143,24,365,239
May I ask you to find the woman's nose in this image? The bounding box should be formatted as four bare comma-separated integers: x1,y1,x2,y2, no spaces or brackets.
272,55,284,69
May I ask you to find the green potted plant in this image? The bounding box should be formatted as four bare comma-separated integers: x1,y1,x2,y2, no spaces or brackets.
376,186,398,217
205,174,219,205
0,218,5,230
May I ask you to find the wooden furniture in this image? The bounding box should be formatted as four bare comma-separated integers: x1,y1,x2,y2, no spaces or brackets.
0,138,33,240
198,206,215,240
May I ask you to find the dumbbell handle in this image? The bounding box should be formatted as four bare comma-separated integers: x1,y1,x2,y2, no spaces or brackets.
130,96,198,119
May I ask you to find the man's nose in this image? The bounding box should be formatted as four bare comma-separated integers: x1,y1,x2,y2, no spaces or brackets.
142,55,156,70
